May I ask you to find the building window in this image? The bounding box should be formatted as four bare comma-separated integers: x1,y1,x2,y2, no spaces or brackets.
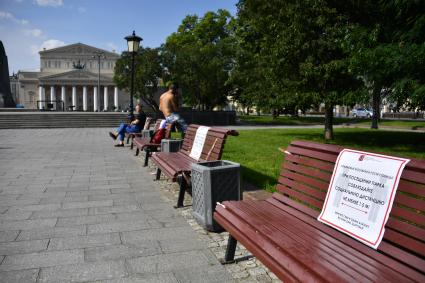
48,61,51,68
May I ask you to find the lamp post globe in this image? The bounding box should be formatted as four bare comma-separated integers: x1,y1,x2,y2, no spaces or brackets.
124,30,142,117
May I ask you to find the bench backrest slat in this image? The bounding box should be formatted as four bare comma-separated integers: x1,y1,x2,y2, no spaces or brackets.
177,124,237,161
384,229,425,256
399,179,425,197
278,140,425,264
277,183,324,209
284,153,334,171
387,218,425,241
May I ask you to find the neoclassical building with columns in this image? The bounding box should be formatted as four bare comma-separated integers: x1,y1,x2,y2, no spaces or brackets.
15,43,130,111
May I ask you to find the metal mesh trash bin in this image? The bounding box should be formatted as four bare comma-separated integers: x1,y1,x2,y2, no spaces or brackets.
191,160,241,232
161,139,182,153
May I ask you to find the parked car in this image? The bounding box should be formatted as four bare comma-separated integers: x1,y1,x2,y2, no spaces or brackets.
352,108,373,118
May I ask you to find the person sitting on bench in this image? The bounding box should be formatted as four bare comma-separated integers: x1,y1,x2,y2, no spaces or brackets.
109,104,146,147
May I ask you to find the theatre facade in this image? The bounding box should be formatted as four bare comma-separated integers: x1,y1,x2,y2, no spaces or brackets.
16,43,130,111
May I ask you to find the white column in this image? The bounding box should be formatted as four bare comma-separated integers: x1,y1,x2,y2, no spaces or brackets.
335,105,340,117
93,86,98,112
383,104,389,114
114,86,118,111
50,86,55,110
72,86,77,111
61,86,66,110
38,86,45,109
83,86,88,111
103,86,108,111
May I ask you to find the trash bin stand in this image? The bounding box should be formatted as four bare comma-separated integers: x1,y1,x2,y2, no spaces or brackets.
191,160,241,232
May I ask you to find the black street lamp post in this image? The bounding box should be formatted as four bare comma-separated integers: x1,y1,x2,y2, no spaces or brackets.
124,30,142,118
92,51,105,112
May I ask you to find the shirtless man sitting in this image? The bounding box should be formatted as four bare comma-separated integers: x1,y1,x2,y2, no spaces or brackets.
159,82,188,134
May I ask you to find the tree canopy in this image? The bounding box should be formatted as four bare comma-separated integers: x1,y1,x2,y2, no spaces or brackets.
113,1,424,138
160,10,235,110
113,47,163,112
233,0,363,139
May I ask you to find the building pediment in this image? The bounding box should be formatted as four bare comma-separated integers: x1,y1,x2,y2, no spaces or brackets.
39,43,119,58
38,69,114,85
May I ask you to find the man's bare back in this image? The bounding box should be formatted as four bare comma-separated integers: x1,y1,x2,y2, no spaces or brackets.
159,90,178,117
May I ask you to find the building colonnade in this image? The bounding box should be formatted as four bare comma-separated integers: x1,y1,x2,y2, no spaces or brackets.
37,85,119,111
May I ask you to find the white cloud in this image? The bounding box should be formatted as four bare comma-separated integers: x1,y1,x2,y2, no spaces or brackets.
25,28,43,37
0,10,29,25
78,6,86,14
0,11,14,20
40,39,65,50
34,0,63,7
30,39,65,55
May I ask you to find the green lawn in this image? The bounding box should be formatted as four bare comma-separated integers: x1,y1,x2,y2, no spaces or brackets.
355,120,425,129
239,115,425,129
239,115,354,125
221,128,425,192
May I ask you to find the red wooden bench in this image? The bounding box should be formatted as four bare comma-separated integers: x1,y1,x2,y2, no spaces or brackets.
152,124,239,208
133,122,173,166
214,140,425,282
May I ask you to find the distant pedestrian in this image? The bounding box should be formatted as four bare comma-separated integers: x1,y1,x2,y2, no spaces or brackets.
159,82,188,135
109,104,146,147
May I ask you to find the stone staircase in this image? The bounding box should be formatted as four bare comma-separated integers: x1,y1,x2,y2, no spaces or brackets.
0,112,129,129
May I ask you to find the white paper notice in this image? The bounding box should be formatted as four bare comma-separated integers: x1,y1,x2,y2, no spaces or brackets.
189,126,210,160
318,149,409,249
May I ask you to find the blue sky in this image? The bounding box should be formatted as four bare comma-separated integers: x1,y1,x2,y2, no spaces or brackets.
0,0,238,73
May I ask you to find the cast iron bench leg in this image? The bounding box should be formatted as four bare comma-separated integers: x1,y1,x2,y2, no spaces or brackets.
135,148,139,156
144,149,150,167
130,138,134,150
221,235,237,264
175,175,186,208
155,168,161,180
126,136,130,144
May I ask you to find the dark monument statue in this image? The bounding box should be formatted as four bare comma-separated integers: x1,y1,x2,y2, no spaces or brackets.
72,60,85,70
0,40,16,107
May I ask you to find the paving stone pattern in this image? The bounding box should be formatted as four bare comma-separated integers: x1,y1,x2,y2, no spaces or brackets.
0,128,279,283
0,129,231,282
146,153,280,283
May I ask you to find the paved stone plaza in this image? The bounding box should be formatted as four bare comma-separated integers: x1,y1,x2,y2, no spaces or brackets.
0,128,237,282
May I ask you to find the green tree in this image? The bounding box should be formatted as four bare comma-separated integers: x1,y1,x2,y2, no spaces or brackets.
161,10,235,110
235,0,362,139
345,0,425,128
114,47,163,112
